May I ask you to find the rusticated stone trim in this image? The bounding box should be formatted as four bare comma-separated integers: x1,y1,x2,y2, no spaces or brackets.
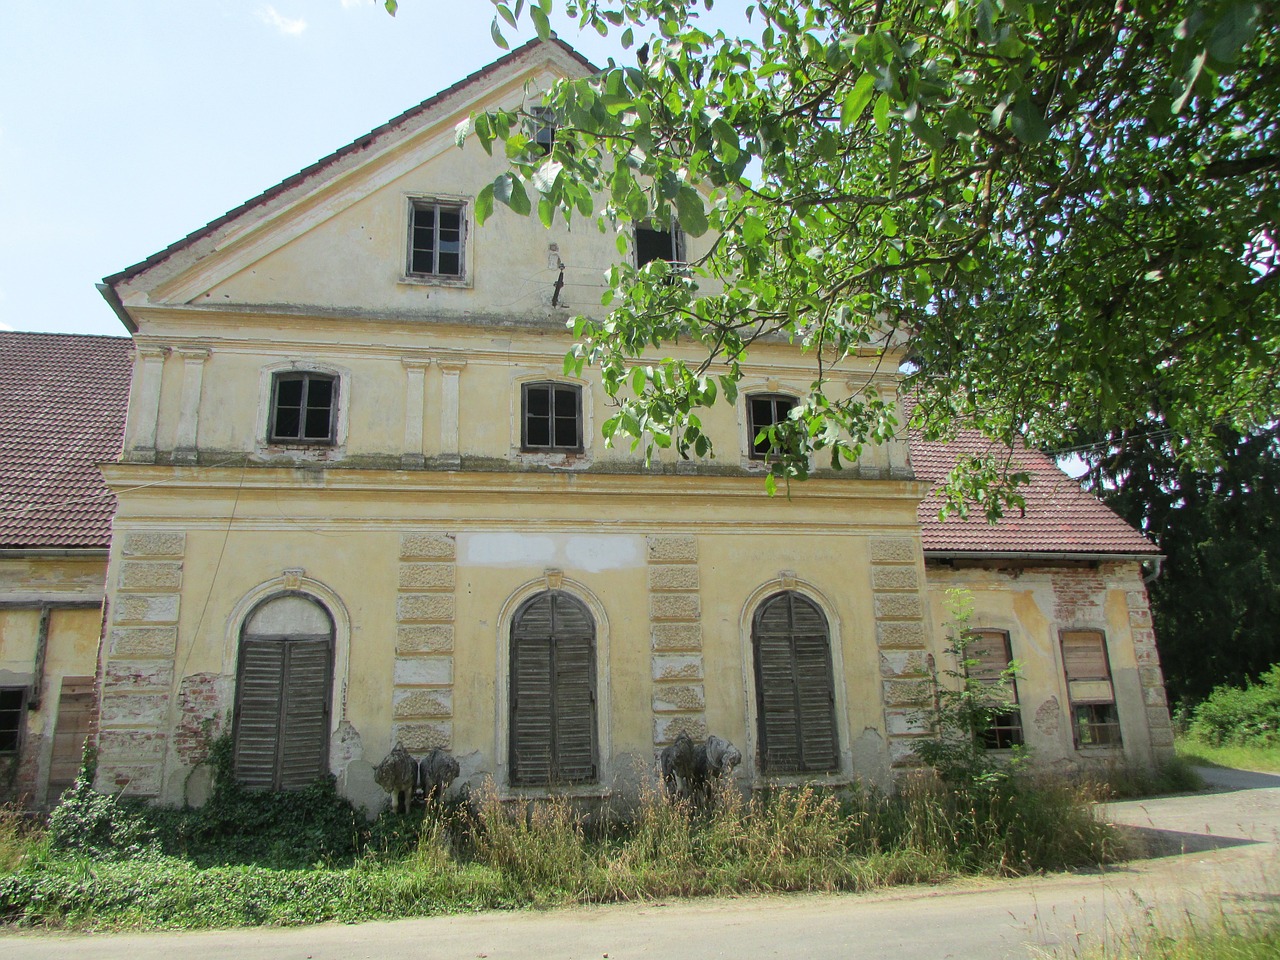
97,529,187,798
1126,583,1175,759
647,535,705,746
868,535,931,769
393,531,456,750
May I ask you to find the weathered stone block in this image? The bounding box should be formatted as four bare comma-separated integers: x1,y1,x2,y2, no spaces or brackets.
1146,706,1174,729
883,708,928,736
392,720,452,751
396,624,455,654
393,688,454,719
122,532,186,557
96,762,162,797
875,620,927,647
651,622,702,651
887,738,924,766
1143,684,1169,707
97,729,167,761
871,566,920,591
647,565,700,592
652,654,704,681
869,538,916,564
1149,726,1175,748
646,535,697,562
114,594,180,624
1138,665,1166,690
398,563,456,591
882,679,931,705
879,649,929,678
873,593,923,620
393,656,453,686
104,660,174,690
100,692,168,726
400,532,456,560
109,626,177,657
650,593,701,622
117,561,182,591
1129,608,1153,628
396,594,455,623
652,683,706,713
653,715,707,746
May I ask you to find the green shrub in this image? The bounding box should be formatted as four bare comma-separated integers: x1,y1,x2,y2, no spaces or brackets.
1188,665,1280,747
46,750,159,861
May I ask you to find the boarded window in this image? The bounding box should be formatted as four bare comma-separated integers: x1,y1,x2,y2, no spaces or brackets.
752,591,839,774
409,199,465,277
521,382,583,452
1061,630,1122,747
965,630,1024,749
270,372,336,444
47,677,95,801
233,594,334,790
748,394,799,460
509,591,597,786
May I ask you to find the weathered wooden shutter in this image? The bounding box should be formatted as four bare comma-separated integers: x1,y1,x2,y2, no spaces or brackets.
510,591,597,785
47,677,96,800
1061,631,1110,680
233,596,333,791
753,592,838,774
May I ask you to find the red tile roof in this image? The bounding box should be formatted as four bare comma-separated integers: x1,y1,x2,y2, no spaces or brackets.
0,332,132,549
909,429,1158,556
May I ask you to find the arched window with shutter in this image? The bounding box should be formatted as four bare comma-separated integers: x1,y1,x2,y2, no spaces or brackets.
509,590,597,786
233,593,334,790
752,591,839,774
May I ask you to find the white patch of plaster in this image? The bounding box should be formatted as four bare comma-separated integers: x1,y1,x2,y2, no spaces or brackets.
459,533,644,572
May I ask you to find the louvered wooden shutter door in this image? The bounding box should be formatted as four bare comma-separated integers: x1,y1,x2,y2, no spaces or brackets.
510,592,597,785
278,638,332,789
234,639,288,789
754,592,839,774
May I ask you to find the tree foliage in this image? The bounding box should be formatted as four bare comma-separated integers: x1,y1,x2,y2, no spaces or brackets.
1082,421,1280,703
449,0,1276,507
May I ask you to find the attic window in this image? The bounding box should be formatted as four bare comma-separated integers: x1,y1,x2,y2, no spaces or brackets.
529,106,556,156
408,199,466,279
748,394,798,460
635,221,684,268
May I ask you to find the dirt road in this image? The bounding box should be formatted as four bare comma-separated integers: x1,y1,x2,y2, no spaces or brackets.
4,766,1277,960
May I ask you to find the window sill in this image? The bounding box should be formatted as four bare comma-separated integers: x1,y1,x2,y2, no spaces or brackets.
399,274,473,290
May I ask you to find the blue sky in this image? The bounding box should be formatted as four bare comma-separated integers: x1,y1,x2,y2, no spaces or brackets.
0,1,744,337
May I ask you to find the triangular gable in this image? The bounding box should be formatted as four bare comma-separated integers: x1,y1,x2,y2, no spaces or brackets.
101,38,597,331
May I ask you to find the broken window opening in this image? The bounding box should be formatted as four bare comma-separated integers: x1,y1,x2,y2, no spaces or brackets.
635,221,685,269
529,106,556,156
270,372,337,445
1061,629,1123,748
965,629,1024,750
748,394,799,460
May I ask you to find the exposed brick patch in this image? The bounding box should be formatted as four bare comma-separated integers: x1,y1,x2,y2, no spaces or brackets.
174,673,224,765
1051,568,1106,623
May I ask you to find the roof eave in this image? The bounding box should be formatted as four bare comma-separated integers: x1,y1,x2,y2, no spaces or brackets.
923,549,1162,563
97,282,137,334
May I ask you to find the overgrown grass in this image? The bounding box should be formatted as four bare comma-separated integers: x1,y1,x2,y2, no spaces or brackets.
1176,736,1280,774
1080,755,1206,799
0,772,1124,931
1060,908,1280,959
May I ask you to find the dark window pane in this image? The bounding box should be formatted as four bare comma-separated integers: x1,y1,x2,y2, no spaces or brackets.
0,688,23,752
527,417,551,447
637,225,676,266
526,387,550,417
438,208,461,233
276,378,303,406
304,407,331,439
274,407,301,439
307,378,333,407
437,252,461,275
555,415,579,448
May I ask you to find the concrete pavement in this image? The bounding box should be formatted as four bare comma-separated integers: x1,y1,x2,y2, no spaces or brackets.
3,766,1277,960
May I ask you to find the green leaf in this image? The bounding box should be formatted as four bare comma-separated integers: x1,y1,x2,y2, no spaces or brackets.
675,186,709,237
874,94,891,134
475,183,495,225
496,4,517,29
631,366,646,395
531,160,563,195
383,0,397,16
454,116,474,148
507,176,531,216
1009,97,1049,145
840,73,876,128
1208,3,1258,63
530,4,552,40
537,195,554,228
490,16,509,50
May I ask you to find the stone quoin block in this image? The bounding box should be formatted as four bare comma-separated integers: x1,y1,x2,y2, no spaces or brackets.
879,649,929,679
392,720,453,752
651,683,706,713
650,622,703,651
649,593,701,622
398,563,456,591
883,708,929,736
873,593,924,620
122,532,186,557
647,564,700,592
875,620,927,647
96,729,168,761
104,660,174,690
393,688,454,719
396,624,455,654
392,656,454,686
653,714,708,746
869,538,915,564
117,561,183,591
396,594,456,623
400,532,456,560
100,692,168,727
871,565,920,591
646,535,697,562
108,626,178,658
881,679,932,705
887,737,924,766
114,594,180,624
651,654,704,682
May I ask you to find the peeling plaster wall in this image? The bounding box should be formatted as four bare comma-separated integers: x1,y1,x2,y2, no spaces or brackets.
923,560,1174,770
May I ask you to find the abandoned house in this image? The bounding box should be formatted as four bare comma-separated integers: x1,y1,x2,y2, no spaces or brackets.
0,38,1174,810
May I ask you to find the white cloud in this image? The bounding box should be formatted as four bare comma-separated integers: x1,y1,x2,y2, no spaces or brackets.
257,6,308,35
